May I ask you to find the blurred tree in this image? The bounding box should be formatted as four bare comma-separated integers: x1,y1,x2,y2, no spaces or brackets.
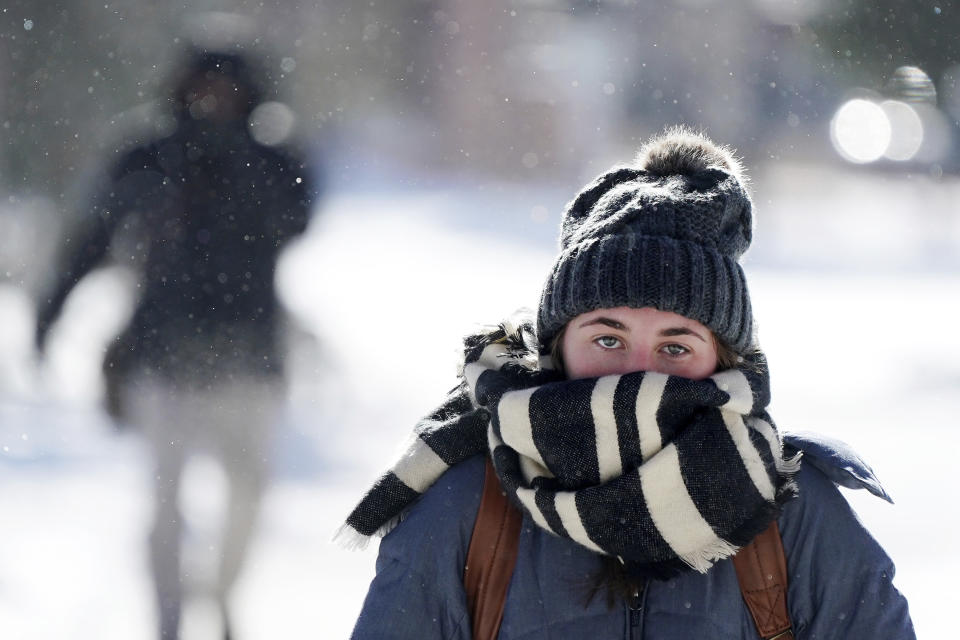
0,2,174,199
810,1,959,101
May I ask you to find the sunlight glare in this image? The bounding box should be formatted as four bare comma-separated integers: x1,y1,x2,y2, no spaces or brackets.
830,99,891,164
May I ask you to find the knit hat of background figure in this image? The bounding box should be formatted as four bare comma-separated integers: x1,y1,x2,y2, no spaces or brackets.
538,127,756,353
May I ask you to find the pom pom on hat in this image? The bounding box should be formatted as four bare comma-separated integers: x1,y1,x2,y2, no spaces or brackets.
636,125,745,183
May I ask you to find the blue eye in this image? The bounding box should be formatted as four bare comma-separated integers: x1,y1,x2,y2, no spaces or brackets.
662,344,690,357
595,336,622,349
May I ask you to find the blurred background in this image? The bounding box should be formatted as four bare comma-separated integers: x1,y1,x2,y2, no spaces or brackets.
1,1,958,638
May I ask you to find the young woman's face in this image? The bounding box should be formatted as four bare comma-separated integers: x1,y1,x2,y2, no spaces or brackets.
560,306,719,380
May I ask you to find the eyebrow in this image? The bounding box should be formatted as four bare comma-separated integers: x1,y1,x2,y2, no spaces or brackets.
577,317,708,343
659,327,707,343
577,317,626,330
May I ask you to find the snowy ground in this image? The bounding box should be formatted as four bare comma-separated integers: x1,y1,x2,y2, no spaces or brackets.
1,164,958,639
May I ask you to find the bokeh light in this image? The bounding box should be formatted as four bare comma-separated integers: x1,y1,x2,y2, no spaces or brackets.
886,66,937,105
248,101,296,147
830,99,891,164
880,100,924,162
831,65,952,166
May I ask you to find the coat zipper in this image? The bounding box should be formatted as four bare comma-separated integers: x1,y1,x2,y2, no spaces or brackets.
628,581,648,639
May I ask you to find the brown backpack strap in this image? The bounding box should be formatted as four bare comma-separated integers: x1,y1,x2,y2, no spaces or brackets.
732,521,794,640
464,458,523,640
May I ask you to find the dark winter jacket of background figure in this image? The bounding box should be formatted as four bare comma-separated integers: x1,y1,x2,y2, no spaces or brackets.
351,432,915,639
36,118,313,389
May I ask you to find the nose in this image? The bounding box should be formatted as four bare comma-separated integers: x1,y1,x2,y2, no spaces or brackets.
626,348,658,375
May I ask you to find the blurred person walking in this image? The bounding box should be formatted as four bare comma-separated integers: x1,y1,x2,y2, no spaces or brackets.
34,47,317,640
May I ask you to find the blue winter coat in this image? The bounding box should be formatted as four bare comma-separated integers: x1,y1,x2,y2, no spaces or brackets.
352,432,914,639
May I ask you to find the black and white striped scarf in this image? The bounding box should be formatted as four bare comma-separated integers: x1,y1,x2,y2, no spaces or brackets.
338,317,798,577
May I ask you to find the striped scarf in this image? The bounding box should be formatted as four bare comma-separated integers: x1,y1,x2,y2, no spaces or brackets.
338,316,798,577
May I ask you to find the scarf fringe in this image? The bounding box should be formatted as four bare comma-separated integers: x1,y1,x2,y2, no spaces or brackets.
623,490,789,581
679,538,742,574
332,523,372,550
778,449,803,475
333,515,405,550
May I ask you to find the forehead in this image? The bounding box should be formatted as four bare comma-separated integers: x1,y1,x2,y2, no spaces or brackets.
571,306,707,331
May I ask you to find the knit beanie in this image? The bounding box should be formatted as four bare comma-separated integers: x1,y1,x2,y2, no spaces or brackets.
537,127,755,353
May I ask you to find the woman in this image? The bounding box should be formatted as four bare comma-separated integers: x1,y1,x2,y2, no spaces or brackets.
341,128,915,638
